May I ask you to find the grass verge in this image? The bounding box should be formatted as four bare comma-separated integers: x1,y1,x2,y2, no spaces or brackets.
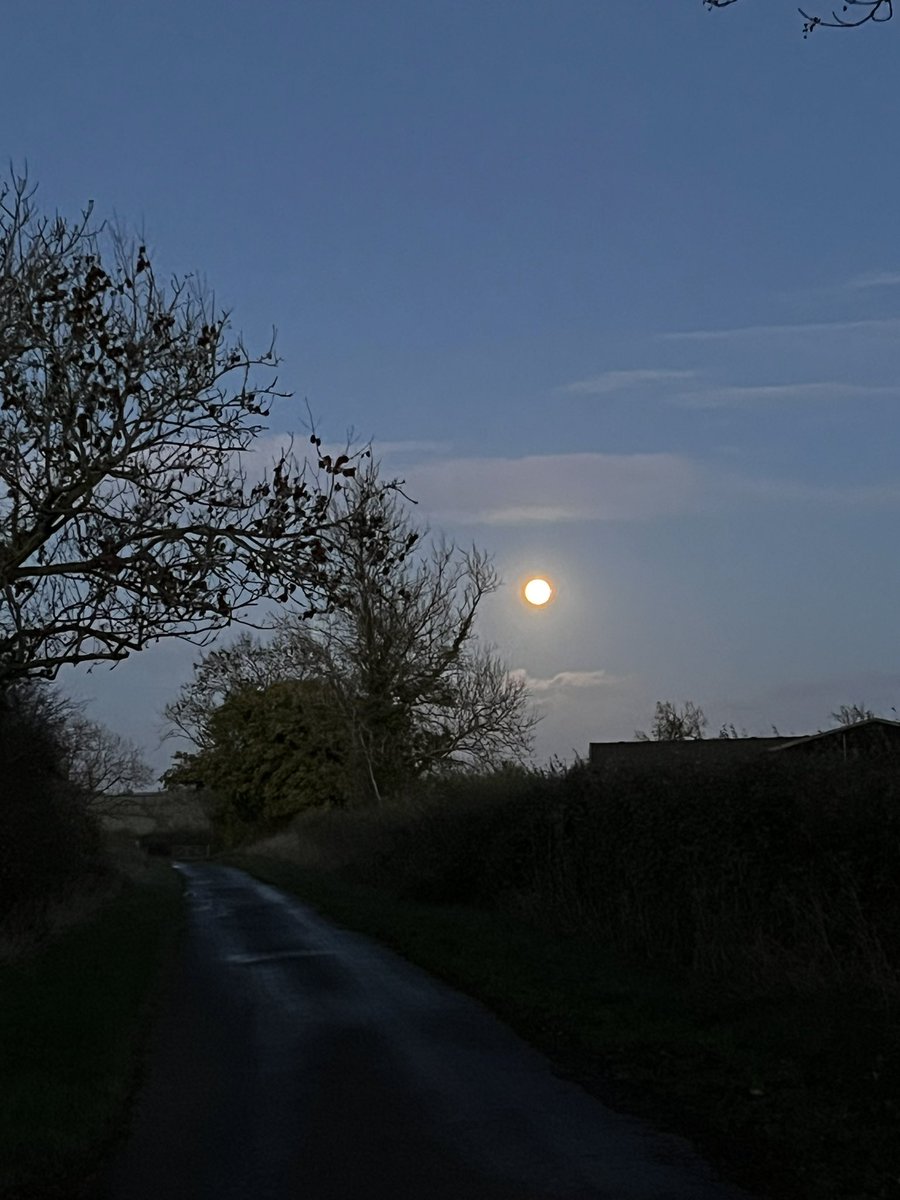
228,853,900,1200
0,856,185,1200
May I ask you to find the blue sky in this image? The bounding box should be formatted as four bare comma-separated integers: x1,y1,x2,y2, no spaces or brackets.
4,1,900,773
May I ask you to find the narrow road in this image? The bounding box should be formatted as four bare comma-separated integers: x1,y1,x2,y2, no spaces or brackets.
100,863,756,1200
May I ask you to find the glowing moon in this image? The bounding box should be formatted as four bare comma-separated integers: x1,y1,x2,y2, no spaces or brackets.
524,577,553,606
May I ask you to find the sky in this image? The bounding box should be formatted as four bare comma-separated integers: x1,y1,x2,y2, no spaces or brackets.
3,1,900,777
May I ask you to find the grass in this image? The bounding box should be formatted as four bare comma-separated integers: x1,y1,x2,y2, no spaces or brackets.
228,852,900,1200
0,852,185,1200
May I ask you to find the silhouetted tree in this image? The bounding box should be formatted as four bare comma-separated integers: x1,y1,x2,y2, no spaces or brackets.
166,464,537,807
831,702,876,726
64,715,153,807
704,0,892,35
0,171,381,683
635,699,708,741
163,631,289,752
0,678,152,809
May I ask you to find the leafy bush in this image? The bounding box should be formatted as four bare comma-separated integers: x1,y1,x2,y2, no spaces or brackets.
165,680,350,845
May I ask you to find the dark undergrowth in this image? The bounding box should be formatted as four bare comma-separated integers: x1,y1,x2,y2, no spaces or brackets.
0,850,184,1200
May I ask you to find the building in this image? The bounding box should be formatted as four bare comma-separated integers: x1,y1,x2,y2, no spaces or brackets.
769,717,900,762
588,718,900,769
588,735,793,771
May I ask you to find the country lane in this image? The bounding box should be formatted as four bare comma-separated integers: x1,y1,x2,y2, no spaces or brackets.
98,862,758,1200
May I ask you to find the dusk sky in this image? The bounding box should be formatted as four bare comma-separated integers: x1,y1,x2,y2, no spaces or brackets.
4,2,899,776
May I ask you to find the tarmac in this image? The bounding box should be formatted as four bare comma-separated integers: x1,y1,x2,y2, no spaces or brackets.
98,862,759,1200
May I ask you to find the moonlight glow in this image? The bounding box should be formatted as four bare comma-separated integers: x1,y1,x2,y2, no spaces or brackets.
524,577,553,606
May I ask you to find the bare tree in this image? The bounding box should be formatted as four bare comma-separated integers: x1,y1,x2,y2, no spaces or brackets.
277,466,536,800
0,171,380,683
0,677,150,808
63,714,153,807
704,0,893,35
635,699,708,741
166,464,537,806
163,631,295,751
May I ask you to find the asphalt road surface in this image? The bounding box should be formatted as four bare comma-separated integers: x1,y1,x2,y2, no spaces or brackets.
99,863,757,1200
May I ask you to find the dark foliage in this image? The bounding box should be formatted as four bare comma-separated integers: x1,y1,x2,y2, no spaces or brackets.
0,683,105,929
296,755,900,993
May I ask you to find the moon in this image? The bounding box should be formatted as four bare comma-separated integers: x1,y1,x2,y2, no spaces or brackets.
523,577,553,606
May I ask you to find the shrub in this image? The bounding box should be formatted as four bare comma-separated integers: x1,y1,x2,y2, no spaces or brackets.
276,754,900,997
0,684,105,937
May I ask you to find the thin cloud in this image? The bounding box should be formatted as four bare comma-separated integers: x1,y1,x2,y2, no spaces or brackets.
662,316,900,342
399,452,699,525
479,505,591,524
559,368,698,396
515,669,624,692
672,381,900,409
368,439,450,457
847,270,900,290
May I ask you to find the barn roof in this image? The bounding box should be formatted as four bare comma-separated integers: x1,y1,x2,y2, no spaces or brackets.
768,716,900,753
589,718,900,764
587,735,794,766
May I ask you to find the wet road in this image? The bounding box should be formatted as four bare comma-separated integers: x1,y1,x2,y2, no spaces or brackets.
100,863,756,1200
